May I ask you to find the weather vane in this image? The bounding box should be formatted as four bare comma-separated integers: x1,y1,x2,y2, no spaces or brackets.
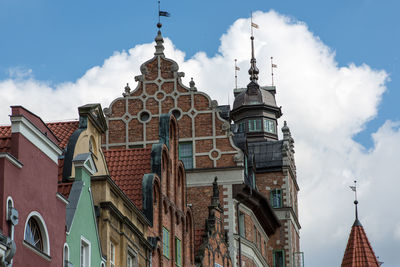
157,0,170,28
349,180,359,220
271,57,277,86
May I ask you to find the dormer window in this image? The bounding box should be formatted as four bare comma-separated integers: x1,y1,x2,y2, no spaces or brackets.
264,118,276,134
248,119,262,132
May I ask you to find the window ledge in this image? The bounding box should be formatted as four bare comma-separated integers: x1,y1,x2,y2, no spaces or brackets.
23,240,51,261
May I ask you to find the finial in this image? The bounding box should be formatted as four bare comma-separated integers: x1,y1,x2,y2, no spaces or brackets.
350,180,361,225
248,36,259,82
211,177,220,207
122,83,131,97
154,29,165,56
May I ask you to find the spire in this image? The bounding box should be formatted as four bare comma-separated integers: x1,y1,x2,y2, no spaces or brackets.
154,23,165,56
350,180,361,226
248,36,259,82
341,181,380,267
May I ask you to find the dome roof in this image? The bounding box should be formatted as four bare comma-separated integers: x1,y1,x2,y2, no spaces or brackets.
232,82,278,111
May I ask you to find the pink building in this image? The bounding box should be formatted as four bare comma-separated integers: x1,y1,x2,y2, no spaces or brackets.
0,106,67,267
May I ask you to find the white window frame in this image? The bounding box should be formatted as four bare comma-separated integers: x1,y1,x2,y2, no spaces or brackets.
127,247,138,267
63,243,70,267
6,196,15,239
110,241,116,267
23,211,50,255
80,236,91,267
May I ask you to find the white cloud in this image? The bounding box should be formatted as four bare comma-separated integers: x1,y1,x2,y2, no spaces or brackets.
0,10,398,266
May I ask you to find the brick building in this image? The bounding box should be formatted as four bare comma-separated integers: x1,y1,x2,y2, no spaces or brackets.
230,36,301,266
102,25,282,267
104,114,195,267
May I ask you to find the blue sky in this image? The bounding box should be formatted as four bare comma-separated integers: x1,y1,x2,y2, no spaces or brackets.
1,0,398,148
1,1,399,266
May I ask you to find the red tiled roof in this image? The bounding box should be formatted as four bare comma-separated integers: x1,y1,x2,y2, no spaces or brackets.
0,126,11,137
47,121,79,149
341,220,380,267
0,126,11,153
58,182,73,199
103,148,152,209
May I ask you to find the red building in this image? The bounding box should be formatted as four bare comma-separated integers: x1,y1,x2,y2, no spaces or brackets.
0,106,67,267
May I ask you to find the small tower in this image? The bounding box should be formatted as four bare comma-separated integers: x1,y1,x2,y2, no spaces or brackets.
341,182,380,267
230,35,282,142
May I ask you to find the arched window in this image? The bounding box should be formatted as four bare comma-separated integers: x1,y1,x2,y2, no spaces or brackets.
24,211,50,255
63,243,70,267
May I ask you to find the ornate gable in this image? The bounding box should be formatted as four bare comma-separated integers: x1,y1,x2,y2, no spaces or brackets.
103,29,241,169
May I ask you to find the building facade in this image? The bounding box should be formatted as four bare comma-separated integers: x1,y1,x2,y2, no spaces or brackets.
0,106,66,267
102,26,283,267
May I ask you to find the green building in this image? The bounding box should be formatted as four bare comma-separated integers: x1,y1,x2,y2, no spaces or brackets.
62,153,105,267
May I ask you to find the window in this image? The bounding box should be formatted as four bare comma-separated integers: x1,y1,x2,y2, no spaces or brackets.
238,212,245,237
175,237,182,266
24,211,50,255
63,243,70,267
248,119,262,132
273,250,285,267
162,227,170,258
264,118,276,134
179,142,193,169
80,237,90,267
237,121,246,133
127,252,137,267
110,242,116,267
271,189,282,208
25,218,43,250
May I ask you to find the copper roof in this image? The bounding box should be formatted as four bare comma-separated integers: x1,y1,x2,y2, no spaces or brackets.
47,121,79,149
341,220,380,267
103,148,152,209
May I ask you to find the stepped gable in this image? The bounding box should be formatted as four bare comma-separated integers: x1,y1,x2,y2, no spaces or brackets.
103,28,241,169
341,220,380,267
47,121,79,149
103,148,151,209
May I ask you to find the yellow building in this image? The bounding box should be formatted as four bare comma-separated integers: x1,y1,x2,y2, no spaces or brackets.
58,103,152,267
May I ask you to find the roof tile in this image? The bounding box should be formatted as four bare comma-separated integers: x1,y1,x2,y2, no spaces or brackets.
103,148,152,209
341,220,380,267
58,182,73,199
47,121,79,149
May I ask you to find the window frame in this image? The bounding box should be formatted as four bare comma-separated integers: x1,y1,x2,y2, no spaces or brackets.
248,119,262,132
238,212,245,238
175,237,182,266
63,243,70,267
273,250,285,267
264,118,277,134
110,241,116,267
162,227,170,259
127,247,138,267
23,211,50,255
178,142,193,169
270,189,283,208
80,236,91,267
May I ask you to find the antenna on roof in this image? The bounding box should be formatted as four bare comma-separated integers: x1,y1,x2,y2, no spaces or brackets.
271,57,277,86
349,180,359,221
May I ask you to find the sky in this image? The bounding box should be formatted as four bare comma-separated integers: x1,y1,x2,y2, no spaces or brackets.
1,0,399,266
